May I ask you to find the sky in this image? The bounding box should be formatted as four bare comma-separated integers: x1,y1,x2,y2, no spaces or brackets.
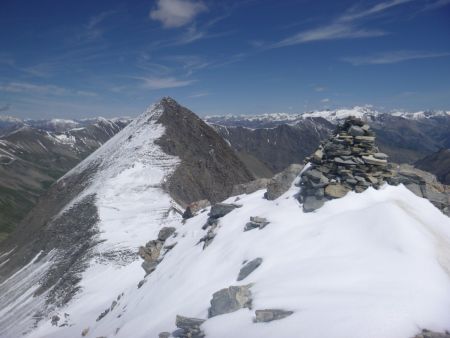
0,0,449,119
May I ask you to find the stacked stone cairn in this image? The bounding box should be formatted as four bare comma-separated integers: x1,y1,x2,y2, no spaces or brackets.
299,116,394,212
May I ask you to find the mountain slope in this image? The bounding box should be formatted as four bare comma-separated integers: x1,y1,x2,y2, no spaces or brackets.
0,118,128,240
416,149,450,185
0,98,253,337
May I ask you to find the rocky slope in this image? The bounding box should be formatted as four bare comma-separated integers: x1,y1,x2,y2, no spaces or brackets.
416,148,450,185
0,118,129,241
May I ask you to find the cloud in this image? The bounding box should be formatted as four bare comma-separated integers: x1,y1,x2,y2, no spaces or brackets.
150,0,207,28
422,0,450,11
138,76,195,89
314,86,326,92
321,98,330,103
83,10,116,40
0,103,11,112
270,0,413,48
0,82,97,97
342,50,450,65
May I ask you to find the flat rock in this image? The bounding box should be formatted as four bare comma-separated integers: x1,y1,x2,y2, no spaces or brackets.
209,203,241,219
348,125,365,136
208,285,252,318
325,184,349,198
362,155,387,166
237,258,263,281
158,227,176,241
175,315,205,330
255,309,293,323
373,152,388,160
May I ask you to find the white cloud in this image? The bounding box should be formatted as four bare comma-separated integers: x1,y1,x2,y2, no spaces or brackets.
138,76,195,89
314,86,326,92
321,98,330,103
0,82,97,97
342,50,450,65
150,0,207,28
270,0,412,48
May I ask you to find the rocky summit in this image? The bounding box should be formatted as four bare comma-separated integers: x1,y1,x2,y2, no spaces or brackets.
299,117,394,212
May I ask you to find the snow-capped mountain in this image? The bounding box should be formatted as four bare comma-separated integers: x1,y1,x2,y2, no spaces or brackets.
0,98,449,338
205,106,450,128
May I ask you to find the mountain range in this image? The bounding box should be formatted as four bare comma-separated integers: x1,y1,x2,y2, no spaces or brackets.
0,99,449,338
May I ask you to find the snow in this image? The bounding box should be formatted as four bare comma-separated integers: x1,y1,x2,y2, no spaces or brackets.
28,178,450,337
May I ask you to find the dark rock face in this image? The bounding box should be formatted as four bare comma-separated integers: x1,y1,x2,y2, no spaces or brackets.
212,118,333,177
237,258,263,281
155,98,254,206
208,285,252,318
254,309,293,323
415,148,450,185
299,117,395,212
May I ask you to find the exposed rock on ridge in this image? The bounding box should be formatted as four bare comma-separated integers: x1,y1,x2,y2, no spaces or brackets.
155,97,254,206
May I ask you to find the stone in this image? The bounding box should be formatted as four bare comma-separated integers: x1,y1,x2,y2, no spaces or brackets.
237,258,263,281
373,152,388,160
303,169,324,182
348,125,365,136
208,285,252,318
244,217,269,231
254,309,294,323
209,203,241,219
139,240,163,262
325,184,349,198
355,136,375,142
312,149,323,162
137,279,146,289
81,328,89,336
159,332,171,338
302,195,324,212
266,164,303,200
141,260,158,275
334,157,357,165
362,155,387,166
158,227,176,241
175,315,205,330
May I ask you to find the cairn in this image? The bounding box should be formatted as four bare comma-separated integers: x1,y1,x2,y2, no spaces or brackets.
298,117,395,212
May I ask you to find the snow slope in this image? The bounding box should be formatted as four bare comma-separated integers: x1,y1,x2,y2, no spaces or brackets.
28,177,450,337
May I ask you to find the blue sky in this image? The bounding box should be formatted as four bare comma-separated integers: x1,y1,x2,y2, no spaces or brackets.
0,0,449,118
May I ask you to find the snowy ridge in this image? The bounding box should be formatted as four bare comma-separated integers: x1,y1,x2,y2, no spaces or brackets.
29,180,450,337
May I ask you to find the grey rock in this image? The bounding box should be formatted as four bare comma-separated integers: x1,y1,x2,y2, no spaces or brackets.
302,195,324,212
348,125,365,136
373,152,388,160
209,203,241,219
159,332,171,338
303,169,324,182
208,285,252,318
244,217,269,231
362,155,387,166
141,260,159,275
175,315,205,330
158,227,176,241
237,258,263,281
244,222,260,231
325,184,349,198
266,164,303,200
254,309,293,323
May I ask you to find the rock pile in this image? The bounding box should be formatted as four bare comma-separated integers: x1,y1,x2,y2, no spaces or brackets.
138,227,176,275
299,117,394,212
